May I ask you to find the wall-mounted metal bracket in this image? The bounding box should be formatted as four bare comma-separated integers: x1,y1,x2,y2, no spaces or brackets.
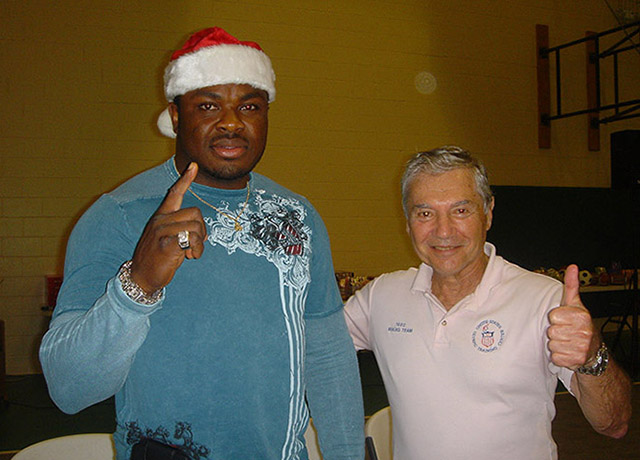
536,20,640,150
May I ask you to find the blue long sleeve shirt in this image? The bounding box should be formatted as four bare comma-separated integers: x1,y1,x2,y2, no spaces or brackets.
40,158,364,460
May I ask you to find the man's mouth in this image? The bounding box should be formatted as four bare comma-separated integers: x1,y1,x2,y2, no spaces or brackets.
431,244,460,252
211,139,247,158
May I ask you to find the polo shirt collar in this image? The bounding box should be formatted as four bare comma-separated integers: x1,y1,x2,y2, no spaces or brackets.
410,242,504,310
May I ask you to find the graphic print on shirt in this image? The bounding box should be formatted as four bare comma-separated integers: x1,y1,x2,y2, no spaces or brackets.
471,319,505,353
126,421,210,460
202,188,311,459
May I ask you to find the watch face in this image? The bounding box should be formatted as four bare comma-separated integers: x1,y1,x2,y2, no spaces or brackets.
577,344,608,376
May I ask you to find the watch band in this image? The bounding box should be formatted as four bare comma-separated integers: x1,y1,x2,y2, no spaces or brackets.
117,260,163,305
576,342,609,376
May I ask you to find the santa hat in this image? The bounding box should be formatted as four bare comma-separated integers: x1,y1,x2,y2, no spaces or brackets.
157,27,276,138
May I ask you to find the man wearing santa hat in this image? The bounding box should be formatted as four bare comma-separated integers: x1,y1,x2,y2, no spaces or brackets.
40,28,364,460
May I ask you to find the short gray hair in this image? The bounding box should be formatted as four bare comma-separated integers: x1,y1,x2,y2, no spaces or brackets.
401,146,493,216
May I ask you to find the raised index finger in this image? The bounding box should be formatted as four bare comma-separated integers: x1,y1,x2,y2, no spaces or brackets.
157,162,198,214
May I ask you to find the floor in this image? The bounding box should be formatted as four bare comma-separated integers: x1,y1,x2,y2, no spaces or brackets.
1,350,639,459
552,384,640,459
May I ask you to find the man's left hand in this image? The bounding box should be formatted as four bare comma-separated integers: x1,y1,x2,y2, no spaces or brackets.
547,264,601,370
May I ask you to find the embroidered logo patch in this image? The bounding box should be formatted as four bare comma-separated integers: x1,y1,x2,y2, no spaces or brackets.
471,319,505,353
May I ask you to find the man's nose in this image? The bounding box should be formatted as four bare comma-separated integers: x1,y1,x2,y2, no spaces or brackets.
216,109,244,133
433,214,454,238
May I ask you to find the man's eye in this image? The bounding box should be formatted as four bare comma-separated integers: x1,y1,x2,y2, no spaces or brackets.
240,103,260,111
414,210,432,220
199,103,217,111
453,208,470,216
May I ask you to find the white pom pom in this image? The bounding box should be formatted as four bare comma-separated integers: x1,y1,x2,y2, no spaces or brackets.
157,107,176,138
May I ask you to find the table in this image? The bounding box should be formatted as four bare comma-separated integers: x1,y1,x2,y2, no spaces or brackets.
580,284,638,378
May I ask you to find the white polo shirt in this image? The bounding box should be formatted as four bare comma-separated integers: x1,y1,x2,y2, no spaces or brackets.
345,243,574,460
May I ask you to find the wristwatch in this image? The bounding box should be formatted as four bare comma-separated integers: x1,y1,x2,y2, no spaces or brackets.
117,260,163,305
576,342,609,376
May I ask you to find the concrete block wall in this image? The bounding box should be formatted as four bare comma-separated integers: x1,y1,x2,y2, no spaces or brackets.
0,0,638,373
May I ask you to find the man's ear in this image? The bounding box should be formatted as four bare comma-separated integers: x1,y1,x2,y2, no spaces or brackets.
168,102,179,134
485,197,495,231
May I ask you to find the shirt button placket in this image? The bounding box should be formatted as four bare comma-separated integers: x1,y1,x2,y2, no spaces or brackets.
434,316,450,346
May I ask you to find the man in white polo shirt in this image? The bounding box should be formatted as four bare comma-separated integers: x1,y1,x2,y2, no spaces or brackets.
344,146,632,460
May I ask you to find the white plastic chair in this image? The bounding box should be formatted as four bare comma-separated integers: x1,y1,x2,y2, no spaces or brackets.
364,406,393,460
12,433,115,460
304,417,323,460
13,428,318,460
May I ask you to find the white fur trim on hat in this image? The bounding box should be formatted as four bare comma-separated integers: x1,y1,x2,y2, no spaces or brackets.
164,44,275,102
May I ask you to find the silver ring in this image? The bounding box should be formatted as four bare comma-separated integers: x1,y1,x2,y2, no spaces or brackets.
177,230,190,250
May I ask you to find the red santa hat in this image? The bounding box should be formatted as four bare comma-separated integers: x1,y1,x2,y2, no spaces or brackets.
157,27,276,138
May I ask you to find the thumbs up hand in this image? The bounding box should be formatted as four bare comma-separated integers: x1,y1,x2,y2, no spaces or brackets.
547,265,601,371
129,162,207,294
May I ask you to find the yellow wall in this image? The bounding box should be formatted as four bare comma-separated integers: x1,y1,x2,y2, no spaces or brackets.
1,0,639,373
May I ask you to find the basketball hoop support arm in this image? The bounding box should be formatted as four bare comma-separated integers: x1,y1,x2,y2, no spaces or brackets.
536,20,640,150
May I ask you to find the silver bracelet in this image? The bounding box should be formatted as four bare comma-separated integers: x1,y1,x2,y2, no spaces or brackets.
117,260,163,305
